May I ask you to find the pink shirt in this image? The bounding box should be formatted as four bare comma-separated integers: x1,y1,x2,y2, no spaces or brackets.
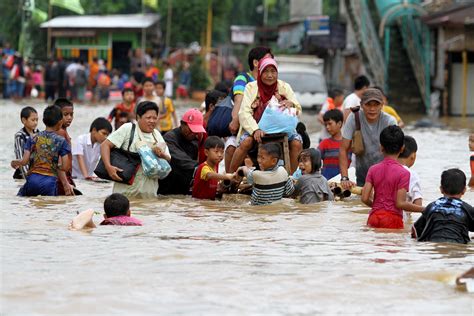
32,72,43,86
100,215,142,226
366,157,410,217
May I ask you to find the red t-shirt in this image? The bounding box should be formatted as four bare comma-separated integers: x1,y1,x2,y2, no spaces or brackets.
192,162,219,200
366,157,410,217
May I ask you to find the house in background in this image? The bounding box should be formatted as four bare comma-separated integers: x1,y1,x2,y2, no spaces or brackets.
41,14,161,75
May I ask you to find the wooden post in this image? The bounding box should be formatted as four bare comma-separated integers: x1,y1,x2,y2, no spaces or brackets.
46,2,52,58
205,0,212,72
165,0,172,51
462,50,468,118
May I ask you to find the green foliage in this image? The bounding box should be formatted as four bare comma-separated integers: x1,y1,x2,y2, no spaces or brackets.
0,0,22,49
159,0,232,47
190,56,211,91
0,0,292,61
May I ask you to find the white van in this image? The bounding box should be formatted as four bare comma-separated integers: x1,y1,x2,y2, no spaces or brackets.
276,56,328,111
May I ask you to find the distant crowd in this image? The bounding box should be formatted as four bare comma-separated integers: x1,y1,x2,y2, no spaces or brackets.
8,45,474,244
1,44,193,105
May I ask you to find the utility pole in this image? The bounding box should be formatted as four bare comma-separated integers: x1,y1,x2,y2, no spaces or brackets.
205,0,213,72
165,0,172,53
47,1,52,58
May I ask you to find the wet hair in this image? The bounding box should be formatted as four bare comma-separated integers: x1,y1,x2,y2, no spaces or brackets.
380,125,405,155
121,87,134,96
155,80,166,89
248,46,274,71
296,122,311,149
323,109,343,123
142,77,154,85
90,117,112,133
399,136,418,159
328,89,344,99
205,90,226,112
298,148,322,173
354,75,370,90
259,143,281,160
53,98,73,108
204,136,225,149
42,105,63,127
104,193,130,218
136,101,159,117
441,168,466,195
214,80,231,94
20,106,37,120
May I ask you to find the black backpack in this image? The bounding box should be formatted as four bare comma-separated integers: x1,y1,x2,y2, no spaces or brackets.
206,72,251,137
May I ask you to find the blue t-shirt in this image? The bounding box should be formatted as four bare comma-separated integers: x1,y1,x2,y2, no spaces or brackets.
413,197,474,244
232,72,254,98
25,130,71,177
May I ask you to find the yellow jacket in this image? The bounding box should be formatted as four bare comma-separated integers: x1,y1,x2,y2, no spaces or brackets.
238,79,301,140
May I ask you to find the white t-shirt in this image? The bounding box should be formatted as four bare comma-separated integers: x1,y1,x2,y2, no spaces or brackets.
342,92,361,110
72,133,101,179
164,68,174,98
136,95,162,109
403,165,423,202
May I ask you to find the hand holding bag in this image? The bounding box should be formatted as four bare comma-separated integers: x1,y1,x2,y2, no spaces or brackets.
94,124,141,184
258,96,298,136
351,107,365,155
135,130,172,179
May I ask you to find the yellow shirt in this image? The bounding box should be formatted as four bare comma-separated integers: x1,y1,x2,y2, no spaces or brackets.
200,162,216,180
159,97,176,132
237,79,301,140
383,105,401,123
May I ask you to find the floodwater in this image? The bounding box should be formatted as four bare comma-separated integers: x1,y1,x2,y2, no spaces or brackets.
1,99,473,315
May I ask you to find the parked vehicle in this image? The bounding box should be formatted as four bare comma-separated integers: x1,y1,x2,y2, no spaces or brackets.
276,55,327,111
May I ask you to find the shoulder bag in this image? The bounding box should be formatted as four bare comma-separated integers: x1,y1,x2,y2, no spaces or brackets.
95,124,141,184
351,107,365,155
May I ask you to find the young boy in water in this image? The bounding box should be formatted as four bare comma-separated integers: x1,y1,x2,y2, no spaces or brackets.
318,109,351,180
361,125,424,229
397,136,422,205
72,117,112,180
70,193,142,229
108,88,136,130
412,169,474,244
294,148,334,204
192,136,235,200
11,105,71,196
54,98,77,195
13,106,39,179
239,143,295,205
100,193,142,226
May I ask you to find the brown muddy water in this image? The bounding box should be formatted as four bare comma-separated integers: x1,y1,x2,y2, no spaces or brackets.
1,99,473,314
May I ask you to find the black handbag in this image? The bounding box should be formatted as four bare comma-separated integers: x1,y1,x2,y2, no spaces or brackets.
95,124,141,184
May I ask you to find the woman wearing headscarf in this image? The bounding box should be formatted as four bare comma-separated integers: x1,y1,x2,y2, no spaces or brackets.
229,57,302,173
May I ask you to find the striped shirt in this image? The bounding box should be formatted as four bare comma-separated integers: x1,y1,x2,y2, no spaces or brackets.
232,72,254,97
247,166,294,205
318,137,351,180
13,127,38,179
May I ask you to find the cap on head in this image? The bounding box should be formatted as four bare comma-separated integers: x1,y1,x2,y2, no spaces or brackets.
361,88,384,105
182,108,206,134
